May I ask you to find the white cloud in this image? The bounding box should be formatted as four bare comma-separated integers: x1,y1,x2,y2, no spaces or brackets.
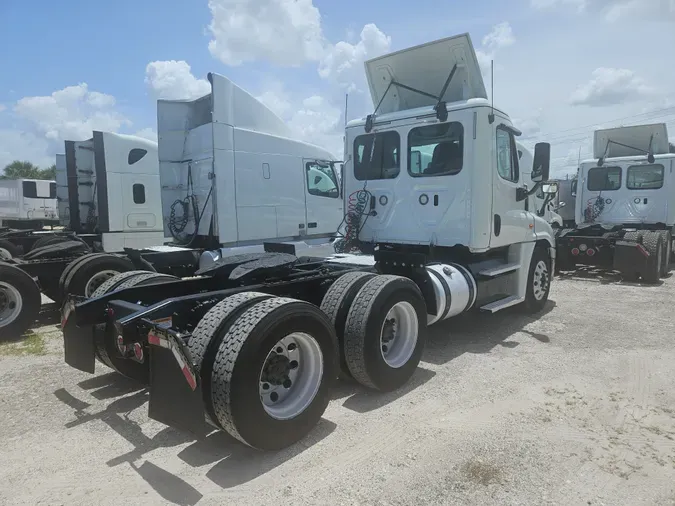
530,0,675,21
0,129,53,172
475,22,516,78
0,104,6,113
569,67,656,107
145,60,210,100
288,95,343,156
134,128,158,142
207,0,324,66
257,84,293,119
14,83,131,142
256,87,343,157
318,23,391,92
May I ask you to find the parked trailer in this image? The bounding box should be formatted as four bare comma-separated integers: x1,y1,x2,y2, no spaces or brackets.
59,34,556,451
1,73,344,338
556,123,674,282
0,178,58,232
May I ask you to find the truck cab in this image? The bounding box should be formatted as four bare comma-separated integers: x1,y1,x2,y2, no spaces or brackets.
157,72,343,259
556,123,674,282
60,132,165,251
342,33,555,315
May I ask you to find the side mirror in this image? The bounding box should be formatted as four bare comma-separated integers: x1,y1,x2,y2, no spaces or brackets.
541,181,558,194
411,150,422,173
531,142,551,183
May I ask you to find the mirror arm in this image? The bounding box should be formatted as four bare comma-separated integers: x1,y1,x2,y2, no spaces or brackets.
527,181,542,196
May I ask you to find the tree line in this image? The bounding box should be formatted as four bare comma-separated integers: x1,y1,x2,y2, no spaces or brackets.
1,161,56,180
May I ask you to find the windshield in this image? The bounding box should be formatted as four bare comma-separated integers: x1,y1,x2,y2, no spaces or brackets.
626,164,664,190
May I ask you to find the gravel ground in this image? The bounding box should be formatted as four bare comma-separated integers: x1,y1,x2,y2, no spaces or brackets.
1,271,675,506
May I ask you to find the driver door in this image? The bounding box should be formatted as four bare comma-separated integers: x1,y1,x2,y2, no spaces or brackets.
490,125,533,247
303,159,343,237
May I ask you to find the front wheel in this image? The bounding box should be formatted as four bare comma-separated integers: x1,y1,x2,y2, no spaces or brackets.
521,246,552,314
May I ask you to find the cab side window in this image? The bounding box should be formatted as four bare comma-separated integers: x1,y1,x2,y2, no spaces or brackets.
496,127,519,183
306,162,339,198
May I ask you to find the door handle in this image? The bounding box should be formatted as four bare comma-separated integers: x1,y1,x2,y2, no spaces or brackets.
308,222,317,228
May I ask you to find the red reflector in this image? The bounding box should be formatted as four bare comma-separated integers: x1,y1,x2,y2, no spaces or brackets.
182,365,197,390
148,332,161,345
636,244,649,257
133,343,144,362
571,248,580,256
587,248,595,256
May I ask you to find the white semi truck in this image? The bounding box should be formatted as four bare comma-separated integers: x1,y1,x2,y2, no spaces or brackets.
556,123,674,282
1,72,343,337
58,33,555,452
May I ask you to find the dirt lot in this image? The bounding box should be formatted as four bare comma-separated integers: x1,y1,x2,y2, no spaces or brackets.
1,271,675,506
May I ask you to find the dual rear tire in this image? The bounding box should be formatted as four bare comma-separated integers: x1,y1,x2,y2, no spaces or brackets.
188,274,428,450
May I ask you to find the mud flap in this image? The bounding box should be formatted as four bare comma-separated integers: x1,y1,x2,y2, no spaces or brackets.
62,301,96,373
147,330,212,438
613,240,649,273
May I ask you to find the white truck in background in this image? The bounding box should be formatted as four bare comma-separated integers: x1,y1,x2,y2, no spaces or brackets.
55,153,69,227
157,71,343,264
556,122,675,282
0,178,58,230
2,72,345,337
516,142,563,228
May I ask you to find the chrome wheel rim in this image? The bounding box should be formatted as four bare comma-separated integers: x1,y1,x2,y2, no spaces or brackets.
84,270,120,297
259,332,323,420
0,281,23,327
533,260,549,301
380,301,418,368
0,247,12,261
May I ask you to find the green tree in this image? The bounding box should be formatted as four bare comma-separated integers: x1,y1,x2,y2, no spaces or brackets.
1,160,56,180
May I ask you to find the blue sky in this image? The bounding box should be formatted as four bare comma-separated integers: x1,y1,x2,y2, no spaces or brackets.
1,0,674,176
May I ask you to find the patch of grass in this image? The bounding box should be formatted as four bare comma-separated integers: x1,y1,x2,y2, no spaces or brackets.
462,459,504,486
0,332,47,356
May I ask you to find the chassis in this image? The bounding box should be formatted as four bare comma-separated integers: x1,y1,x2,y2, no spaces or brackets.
555,226,671,282
61,247,411,450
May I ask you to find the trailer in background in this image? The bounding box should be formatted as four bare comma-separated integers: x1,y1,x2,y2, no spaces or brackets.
0,178,58,230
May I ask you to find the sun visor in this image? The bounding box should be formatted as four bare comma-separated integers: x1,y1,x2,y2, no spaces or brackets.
364,33,487,115
593,123,670,158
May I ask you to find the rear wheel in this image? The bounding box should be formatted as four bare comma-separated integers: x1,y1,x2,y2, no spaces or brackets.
642,231,662,284
61,253,134,299
91,271,179,383
210,297,338,450
343,275,427,392
0,263,41,341
188,292,276,427
58,253,107,298
319,271,377,379
0,239,20,260
658,230,671,276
